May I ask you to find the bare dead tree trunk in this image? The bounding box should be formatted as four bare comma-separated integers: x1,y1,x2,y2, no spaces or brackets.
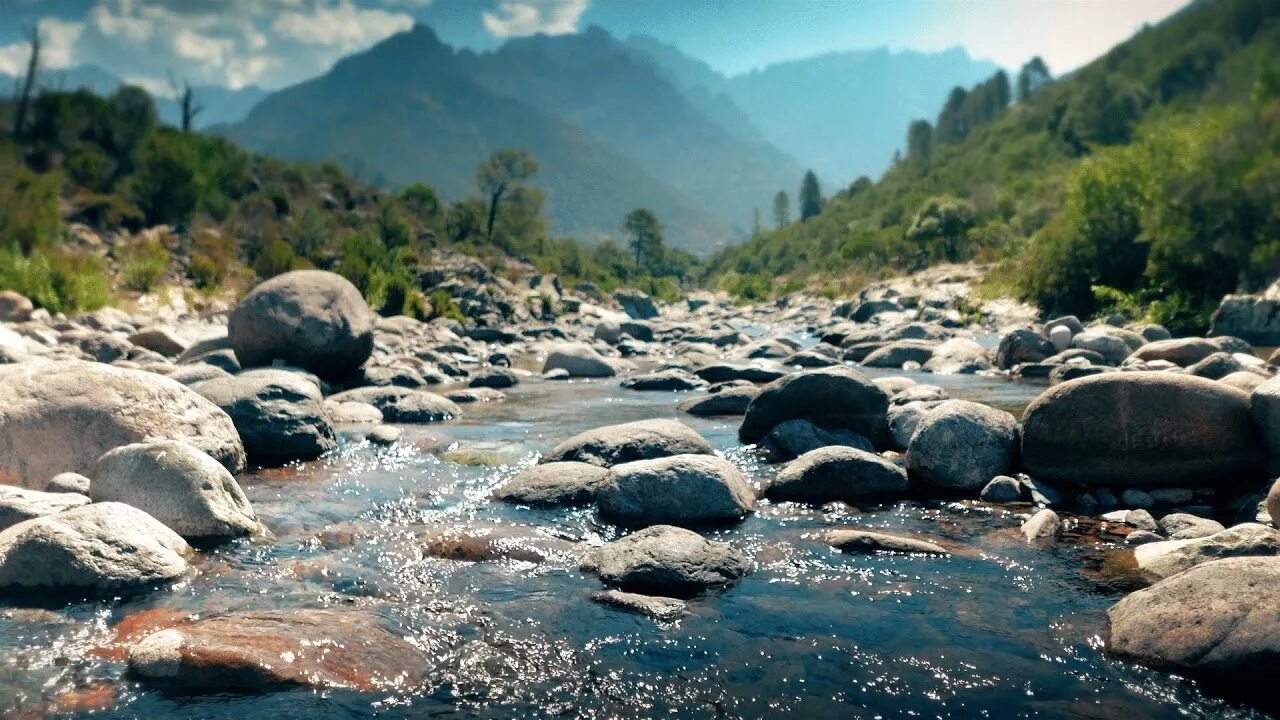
12,27,40,141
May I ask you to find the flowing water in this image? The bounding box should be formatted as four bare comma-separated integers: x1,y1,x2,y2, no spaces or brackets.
0,367,1270,719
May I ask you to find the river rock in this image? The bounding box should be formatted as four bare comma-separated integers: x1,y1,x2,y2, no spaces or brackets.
1022,373,1263,487
767,446,907,503
861,340,936,368
1128,338,1219,367
614,289,659,319
45,472,91,495
597,454,755,527
1158,513,1225,540
922,338,993,374
621,370,706,391
1221,371,1267,393
1249,376,1280,456
193,369,336,464
739,366,889,446
470,369,518,389
906,400,1018,492
228,270,375,380
995,328,1055,370
0,486,90,531
1133,523,1280,578
1021,509,1060,542
542,343,616,378
127,327,188,358
0,503,190,593
1070,329,1133,366
0,291,34,322
589,589,686,621
0,361,245,488
980,475,1024,503
678,386,757,417
541,419,713,467
825,528,948,555
126,609,429,692
762,419,873,460
91,441,259,540
1267,478,1280,526
581,525,750,595
1108,556,1280,682
494,462,610,506
326,386,460,423
324,400,384,424
886,400,943,450
693,363,785,384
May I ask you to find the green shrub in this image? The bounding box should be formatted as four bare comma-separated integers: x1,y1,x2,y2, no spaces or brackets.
428,289,465,323
253,239,301,278
117,237,170,292
0,245,109,314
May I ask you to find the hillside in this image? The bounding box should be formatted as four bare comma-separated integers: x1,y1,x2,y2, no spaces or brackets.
226,25,745,252
706,0,1280,331
463,26,804,237
625,38,998,184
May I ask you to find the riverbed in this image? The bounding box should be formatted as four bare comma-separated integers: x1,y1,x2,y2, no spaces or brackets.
0,368,1269,718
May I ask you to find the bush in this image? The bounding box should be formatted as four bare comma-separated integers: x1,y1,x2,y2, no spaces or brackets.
117,237,170,292
0,245,109,314
253,239,301,278
428,289,465,323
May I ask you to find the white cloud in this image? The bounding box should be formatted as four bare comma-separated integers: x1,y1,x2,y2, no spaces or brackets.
0,0,417,90
483,0,588,38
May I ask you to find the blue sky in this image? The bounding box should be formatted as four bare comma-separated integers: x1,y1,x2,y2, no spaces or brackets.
0,0,1189,91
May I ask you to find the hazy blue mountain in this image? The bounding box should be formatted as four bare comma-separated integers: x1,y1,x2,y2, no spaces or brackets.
625,39,999,185
461,26,804,236
1,64,267,129
225,25,735,251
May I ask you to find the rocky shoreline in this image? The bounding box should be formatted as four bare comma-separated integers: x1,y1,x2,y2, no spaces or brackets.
1,263,1279,712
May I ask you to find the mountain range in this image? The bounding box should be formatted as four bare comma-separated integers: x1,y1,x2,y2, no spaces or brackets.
7,27,998,252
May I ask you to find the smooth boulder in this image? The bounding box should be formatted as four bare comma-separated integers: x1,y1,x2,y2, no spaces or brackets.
906,400,1018,491
739,366,889,446
326,386,460,423
581,525,750,595
1021,373,1263,487
92,441,259,540
1133,523,1280,579
193,369,337,464
228,270,375,380
542,343,616,378
0,486,90,531
0,503,190,593
0,361,245,488
597,454,756,527
494,462,609,506
767,446,907,503
541,419,713,467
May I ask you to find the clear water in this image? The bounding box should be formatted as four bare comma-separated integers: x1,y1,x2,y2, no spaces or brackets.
0,370,1268,719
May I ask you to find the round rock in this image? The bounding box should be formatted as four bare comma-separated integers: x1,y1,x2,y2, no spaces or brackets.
581,525,750,595
541,419,713,468
739,366,889,446
906,400,1018,492
597,454,756,527
494,462,610,506
767,446,907,504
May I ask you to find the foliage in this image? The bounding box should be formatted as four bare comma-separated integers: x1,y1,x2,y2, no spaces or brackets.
116,236,170,292
624,208,664,271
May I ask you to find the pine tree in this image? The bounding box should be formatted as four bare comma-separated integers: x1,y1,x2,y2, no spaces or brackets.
799,171,822,221
624,208,663,272
772,190,790,229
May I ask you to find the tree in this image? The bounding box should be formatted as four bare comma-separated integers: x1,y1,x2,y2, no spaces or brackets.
906,119,933,164
772,190,790,229
905,196,977,263
799,171,822,220
12,26,40,141
623,208,663,272
1017,56,1051,102
751,207,762,237
169,73,204,132
476,149,538,245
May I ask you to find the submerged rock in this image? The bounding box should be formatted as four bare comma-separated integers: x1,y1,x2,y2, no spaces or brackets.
597,454,756,527
590,589,686,621
541,419,713,467
0,503,190,593
825,528,949,555
126,609,429,692
228,270,375,380
0,361,245,488
581,525,750,595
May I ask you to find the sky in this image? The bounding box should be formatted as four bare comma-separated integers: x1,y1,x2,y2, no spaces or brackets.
0,0,1190,93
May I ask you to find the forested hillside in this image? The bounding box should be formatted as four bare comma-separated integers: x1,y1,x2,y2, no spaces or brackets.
706,0,1280,332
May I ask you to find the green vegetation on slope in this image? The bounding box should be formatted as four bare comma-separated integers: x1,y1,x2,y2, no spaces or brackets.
707,0,1280,331
0,83,698,315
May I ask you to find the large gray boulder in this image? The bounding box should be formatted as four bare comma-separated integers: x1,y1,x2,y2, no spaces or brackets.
767,446,907,503
597,454,755,527
1022,373,1264,487
1133,523,1280,579
581,525,750,594
541,343,616,378
613,288,659,319
1070,328,1135,365
0,361,245,488
541,419,713,467
861,340,935,368
193,369,336,464
228,270,375,380
739,366,889,446
0,486,90,531
1210,290,1280,345
678,386,758,417
906,400,1018,491
762,418,873,460
0,502,190,593
922,338,993,374
92,441,260,540
1107,556,1280,682
1127,337,1219,367
326,386,460,423
494,462,609,506
1250,376,1280,456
